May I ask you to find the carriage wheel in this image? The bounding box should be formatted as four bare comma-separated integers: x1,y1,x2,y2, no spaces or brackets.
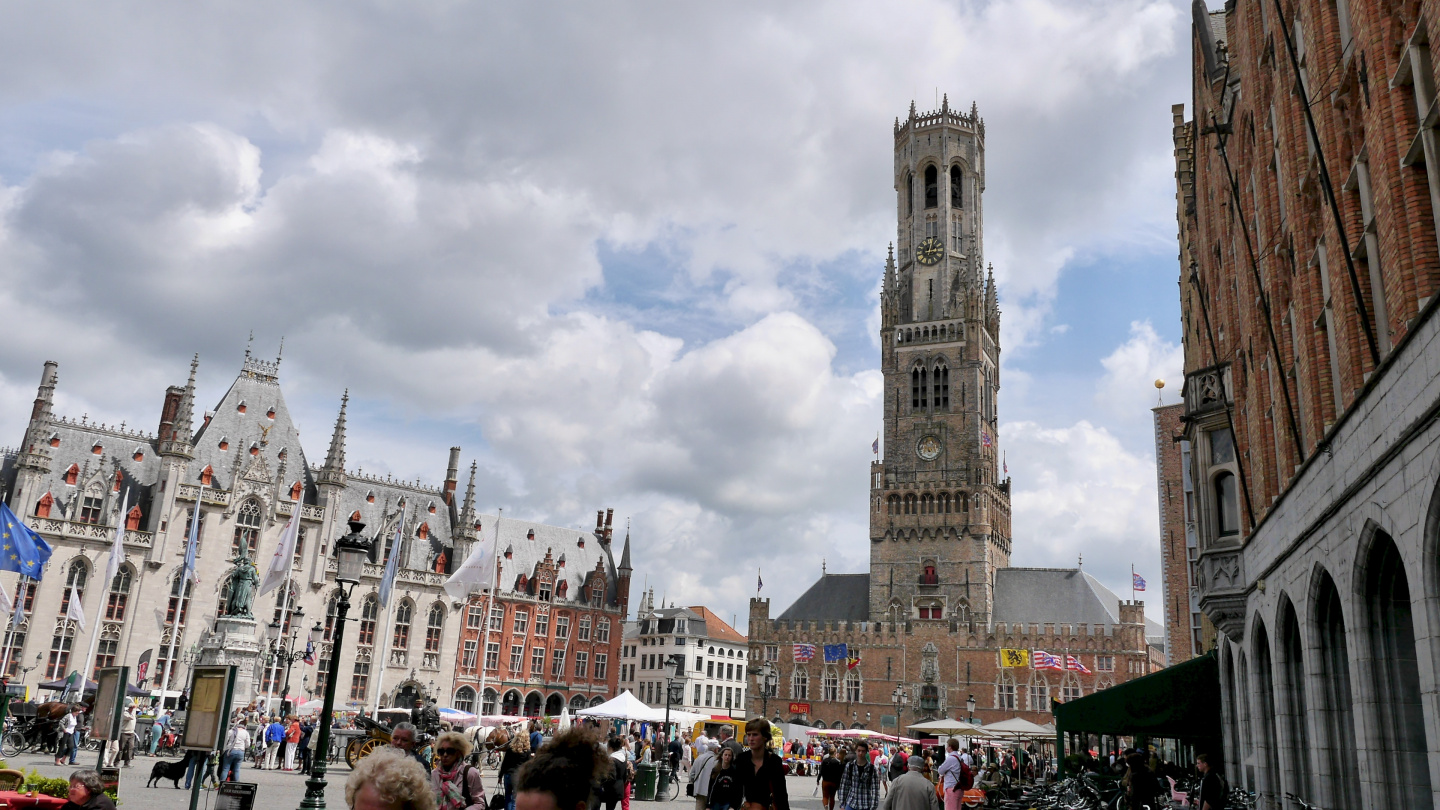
346,737,385,768
1,731,21,759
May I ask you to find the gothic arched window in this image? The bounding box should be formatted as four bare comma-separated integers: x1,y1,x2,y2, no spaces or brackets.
938,492,951,513
950,165,963,208
996,669,1017,710
822,667,840,702
920,493,934,514
906,172,914,217
904,494,917,515
843,668,862,703
1215,472,1239,536
924,165,938,208
357,594,378,646
934,363,949,409
106,564,133,622
792,668,808,700
167,569,192,626
912,366,928,410
425,603,445,653
393,599,413,650
232,499,261,558
887,495,900,515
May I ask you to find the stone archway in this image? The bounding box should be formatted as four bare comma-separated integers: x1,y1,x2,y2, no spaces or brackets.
544,694,564,716
502,690,521,715
393,681,423,710
523,691,543,717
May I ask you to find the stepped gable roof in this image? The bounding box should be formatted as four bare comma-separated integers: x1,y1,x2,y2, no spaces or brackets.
993,568,1165,639
483,512,621,607
689,606,746,644
192,354,313,496
775,573,870,623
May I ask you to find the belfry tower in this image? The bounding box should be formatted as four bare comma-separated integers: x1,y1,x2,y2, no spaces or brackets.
869,97,1012,626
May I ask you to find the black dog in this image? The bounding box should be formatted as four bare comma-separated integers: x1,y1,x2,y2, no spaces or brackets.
147,753,193,789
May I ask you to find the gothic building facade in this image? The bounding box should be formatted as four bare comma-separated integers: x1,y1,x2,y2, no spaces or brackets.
747,101,1160,732
0,351,625,714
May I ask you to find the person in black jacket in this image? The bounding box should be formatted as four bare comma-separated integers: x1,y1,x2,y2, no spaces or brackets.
706,747,742,810
500,730,534,810
734,718,788,810
818,747,845,810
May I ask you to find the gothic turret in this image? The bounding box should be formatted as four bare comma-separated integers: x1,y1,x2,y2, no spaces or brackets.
316,390,348,489
616,527,633,618
17,361,58,475
158,355,198,457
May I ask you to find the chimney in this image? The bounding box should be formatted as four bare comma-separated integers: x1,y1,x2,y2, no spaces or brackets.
158,385,185,443
596,510,605,536
604,508,614,542
444,446,461,505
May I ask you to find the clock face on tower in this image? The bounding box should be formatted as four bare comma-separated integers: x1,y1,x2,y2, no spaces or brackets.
916,236,944,265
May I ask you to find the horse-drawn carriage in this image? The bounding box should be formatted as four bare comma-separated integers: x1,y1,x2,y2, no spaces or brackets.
1,700,83,758
343,715,396,768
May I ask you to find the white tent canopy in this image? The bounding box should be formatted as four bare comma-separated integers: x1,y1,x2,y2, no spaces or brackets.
907,718,984,734
977,718,1052,739
574,690,667,722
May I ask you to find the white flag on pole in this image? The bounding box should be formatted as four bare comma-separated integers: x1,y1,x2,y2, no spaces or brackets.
65,585,86,632
259,512,301,597
106,490,129,586
443,529,498,601
378,516,403,608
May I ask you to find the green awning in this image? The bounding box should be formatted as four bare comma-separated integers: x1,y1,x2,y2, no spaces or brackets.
1053,651,1221,742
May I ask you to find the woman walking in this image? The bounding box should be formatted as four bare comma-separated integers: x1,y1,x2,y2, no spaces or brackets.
431,731,486,810
706,747,741,810
498,730,532,810
734,718,788,810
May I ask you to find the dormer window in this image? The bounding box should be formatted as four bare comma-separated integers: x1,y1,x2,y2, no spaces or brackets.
218,437,229,451
35,493,53,518
290,481,304,501
237,400,247,414
200,466,214,486
417,523,430,541
125,505,142,531
132,447,144,462
92,443,103,455
504,544,513,559
516,574,529,592
350,510,362,522
428,502,436,515
556,580,568,598
48,434,59,448
249,444,260,456
277,448,287,461
266,408,275,420
527,529,535,540
366,492,375,503
113,470,123,492
577,536,585,549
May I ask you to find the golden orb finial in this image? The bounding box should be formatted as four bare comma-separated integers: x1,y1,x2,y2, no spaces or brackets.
1154,379,1165,389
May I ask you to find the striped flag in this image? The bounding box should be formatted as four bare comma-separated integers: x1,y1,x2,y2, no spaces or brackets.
793,643,816,662
1132,572,1147,592
1033,651,1063,671
845,653,861,671
1065,654,1091,674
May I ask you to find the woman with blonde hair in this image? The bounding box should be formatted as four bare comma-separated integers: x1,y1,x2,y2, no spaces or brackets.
500,725,533,810
346,747,436,810
431,731,487,810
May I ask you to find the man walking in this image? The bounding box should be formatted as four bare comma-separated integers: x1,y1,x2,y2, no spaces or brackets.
264,716,284,769
818,746,844,810
837,742,880,810
880,758,940,810
688,741,718,810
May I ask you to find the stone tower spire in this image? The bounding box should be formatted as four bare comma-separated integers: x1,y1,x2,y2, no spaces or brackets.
175,354,198,443
871,95,1010,625
316,390,349,489
616,524,633,618
158,354,199,458
459,462,477,529
16,361,58,477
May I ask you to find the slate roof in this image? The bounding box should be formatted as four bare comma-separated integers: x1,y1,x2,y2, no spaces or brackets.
775,574,871,623
993,568,1165,640
24,419,162,524
191,354,314,498
487,512,622,606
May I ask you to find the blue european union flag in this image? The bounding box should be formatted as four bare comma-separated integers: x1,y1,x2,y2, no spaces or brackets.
0,503,53,578
823,643,848,663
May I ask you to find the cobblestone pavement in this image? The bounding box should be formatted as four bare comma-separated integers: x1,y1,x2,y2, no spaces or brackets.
2,752,826,810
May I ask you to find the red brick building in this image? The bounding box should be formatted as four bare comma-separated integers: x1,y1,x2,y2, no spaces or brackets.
1177,0,1440,804
451,509,632,717
1152,402,1214,665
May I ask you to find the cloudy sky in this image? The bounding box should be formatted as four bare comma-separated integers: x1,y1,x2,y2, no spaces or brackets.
0,1,1188,629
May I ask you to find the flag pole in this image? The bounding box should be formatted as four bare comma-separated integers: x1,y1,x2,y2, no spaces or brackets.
371,505,405,716
1130,564,1135,603
80,489,127,689
474,509,502,716
164,481,205,706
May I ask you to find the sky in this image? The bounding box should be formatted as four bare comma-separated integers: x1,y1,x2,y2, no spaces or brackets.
0,1,1189,631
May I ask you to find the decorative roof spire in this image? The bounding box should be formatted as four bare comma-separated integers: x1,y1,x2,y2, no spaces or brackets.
618,525,632,572
175,353,198,443
317,390,349,488
459,461,477,528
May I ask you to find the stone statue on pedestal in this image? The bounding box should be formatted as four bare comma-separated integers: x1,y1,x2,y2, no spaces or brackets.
223,555,260,618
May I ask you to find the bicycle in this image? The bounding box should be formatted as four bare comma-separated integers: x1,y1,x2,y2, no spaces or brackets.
656,767,681,802
1284,793,1324,810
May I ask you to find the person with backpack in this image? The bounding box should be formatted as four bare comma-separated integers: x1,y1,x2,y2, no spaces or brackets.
605,736,633,810
499,730,533,810
886,746,907,784
432,731,487,810
818,746,845,810
689,742,719,810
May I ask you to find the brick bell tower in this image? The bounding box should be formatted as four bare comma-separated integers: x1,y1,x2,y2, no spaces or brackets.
869,97,1012,626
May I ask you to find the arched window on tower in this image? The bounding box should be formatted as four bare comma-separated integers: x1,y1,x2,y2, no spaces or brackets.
906,173,914,217
950,165,963,208
911,366,928,410
920,493,934,514
938,492,951,513
959,492,970,513
924,165,938,209
887,495,900,515
904,494,917,515
934,363,949,410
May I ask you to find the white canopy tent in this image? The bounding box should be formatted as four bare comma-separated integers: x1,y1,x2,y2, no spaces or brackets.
977,717,1052,740
907,718,985,735
574,690,668,722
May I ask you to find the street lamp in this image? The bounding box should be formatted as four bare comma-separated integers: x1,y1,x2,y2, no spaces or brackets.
299,519,373,810
264,607,316,716
749,663,777,719
965,694,976,725
891,686,909,733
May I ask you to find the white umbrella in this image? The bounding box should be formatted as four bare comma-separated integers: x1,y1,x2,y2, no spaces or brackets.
907,718,984,734
438,707,478,726
297,699,325,713
558,706,571,731
977,718,1052,739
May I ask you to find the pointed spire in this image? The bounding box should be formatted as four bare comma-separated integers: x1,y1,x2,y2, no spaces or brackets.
175,354,198,443
909,99,917,120
459,461,477,528
317,390,349,488
618,526,632,571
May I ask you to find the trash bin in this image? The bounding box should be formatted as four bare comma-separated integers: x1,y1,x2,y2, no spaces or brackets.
634,763,657,801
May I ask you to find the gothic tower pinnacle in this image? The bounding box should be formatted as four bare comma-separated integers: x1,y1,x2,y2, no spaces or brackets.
871,97,1011,626
316,390,348,489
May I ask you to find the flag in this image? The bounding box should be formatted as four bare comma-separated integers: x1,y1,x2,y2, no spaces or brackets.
443,524,499,600
65,585,85,632
845,654,861,671
872,436,879,454
182,485,206,585
378,515,404,608
259,511,301,597
105,491,129,587
982,432,992,447
757,571,763,594
11,594,24,630
1065,655,1091,674
1132,573,1147,592
999,649,1029,668
303,639,315,666
0,503,53,578
822,644,847,663
136,649,152,684
793,643,815,663
1033,651,1063,671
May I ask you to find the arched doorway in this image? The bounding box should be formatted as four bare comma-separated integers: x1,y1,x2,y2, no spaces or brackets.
568,695,588,712
502,690,521,716
1311,569,1360,809
1361,530,1432,806
393,681,422,710
544,694,563,716
589,696,605,708
483,689,499,716
523,691,542,717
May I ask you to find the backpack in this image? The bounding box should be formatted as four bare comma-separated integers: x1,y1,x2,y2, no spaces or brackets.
888,752,907,778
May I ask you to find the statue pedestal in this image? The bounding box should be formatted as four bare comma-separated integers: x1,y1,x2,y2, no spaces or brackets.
197,616,264,709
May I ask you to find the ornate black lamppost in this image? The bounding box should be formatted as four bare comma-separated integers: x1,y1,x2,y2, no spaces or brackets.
299,520,373,810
